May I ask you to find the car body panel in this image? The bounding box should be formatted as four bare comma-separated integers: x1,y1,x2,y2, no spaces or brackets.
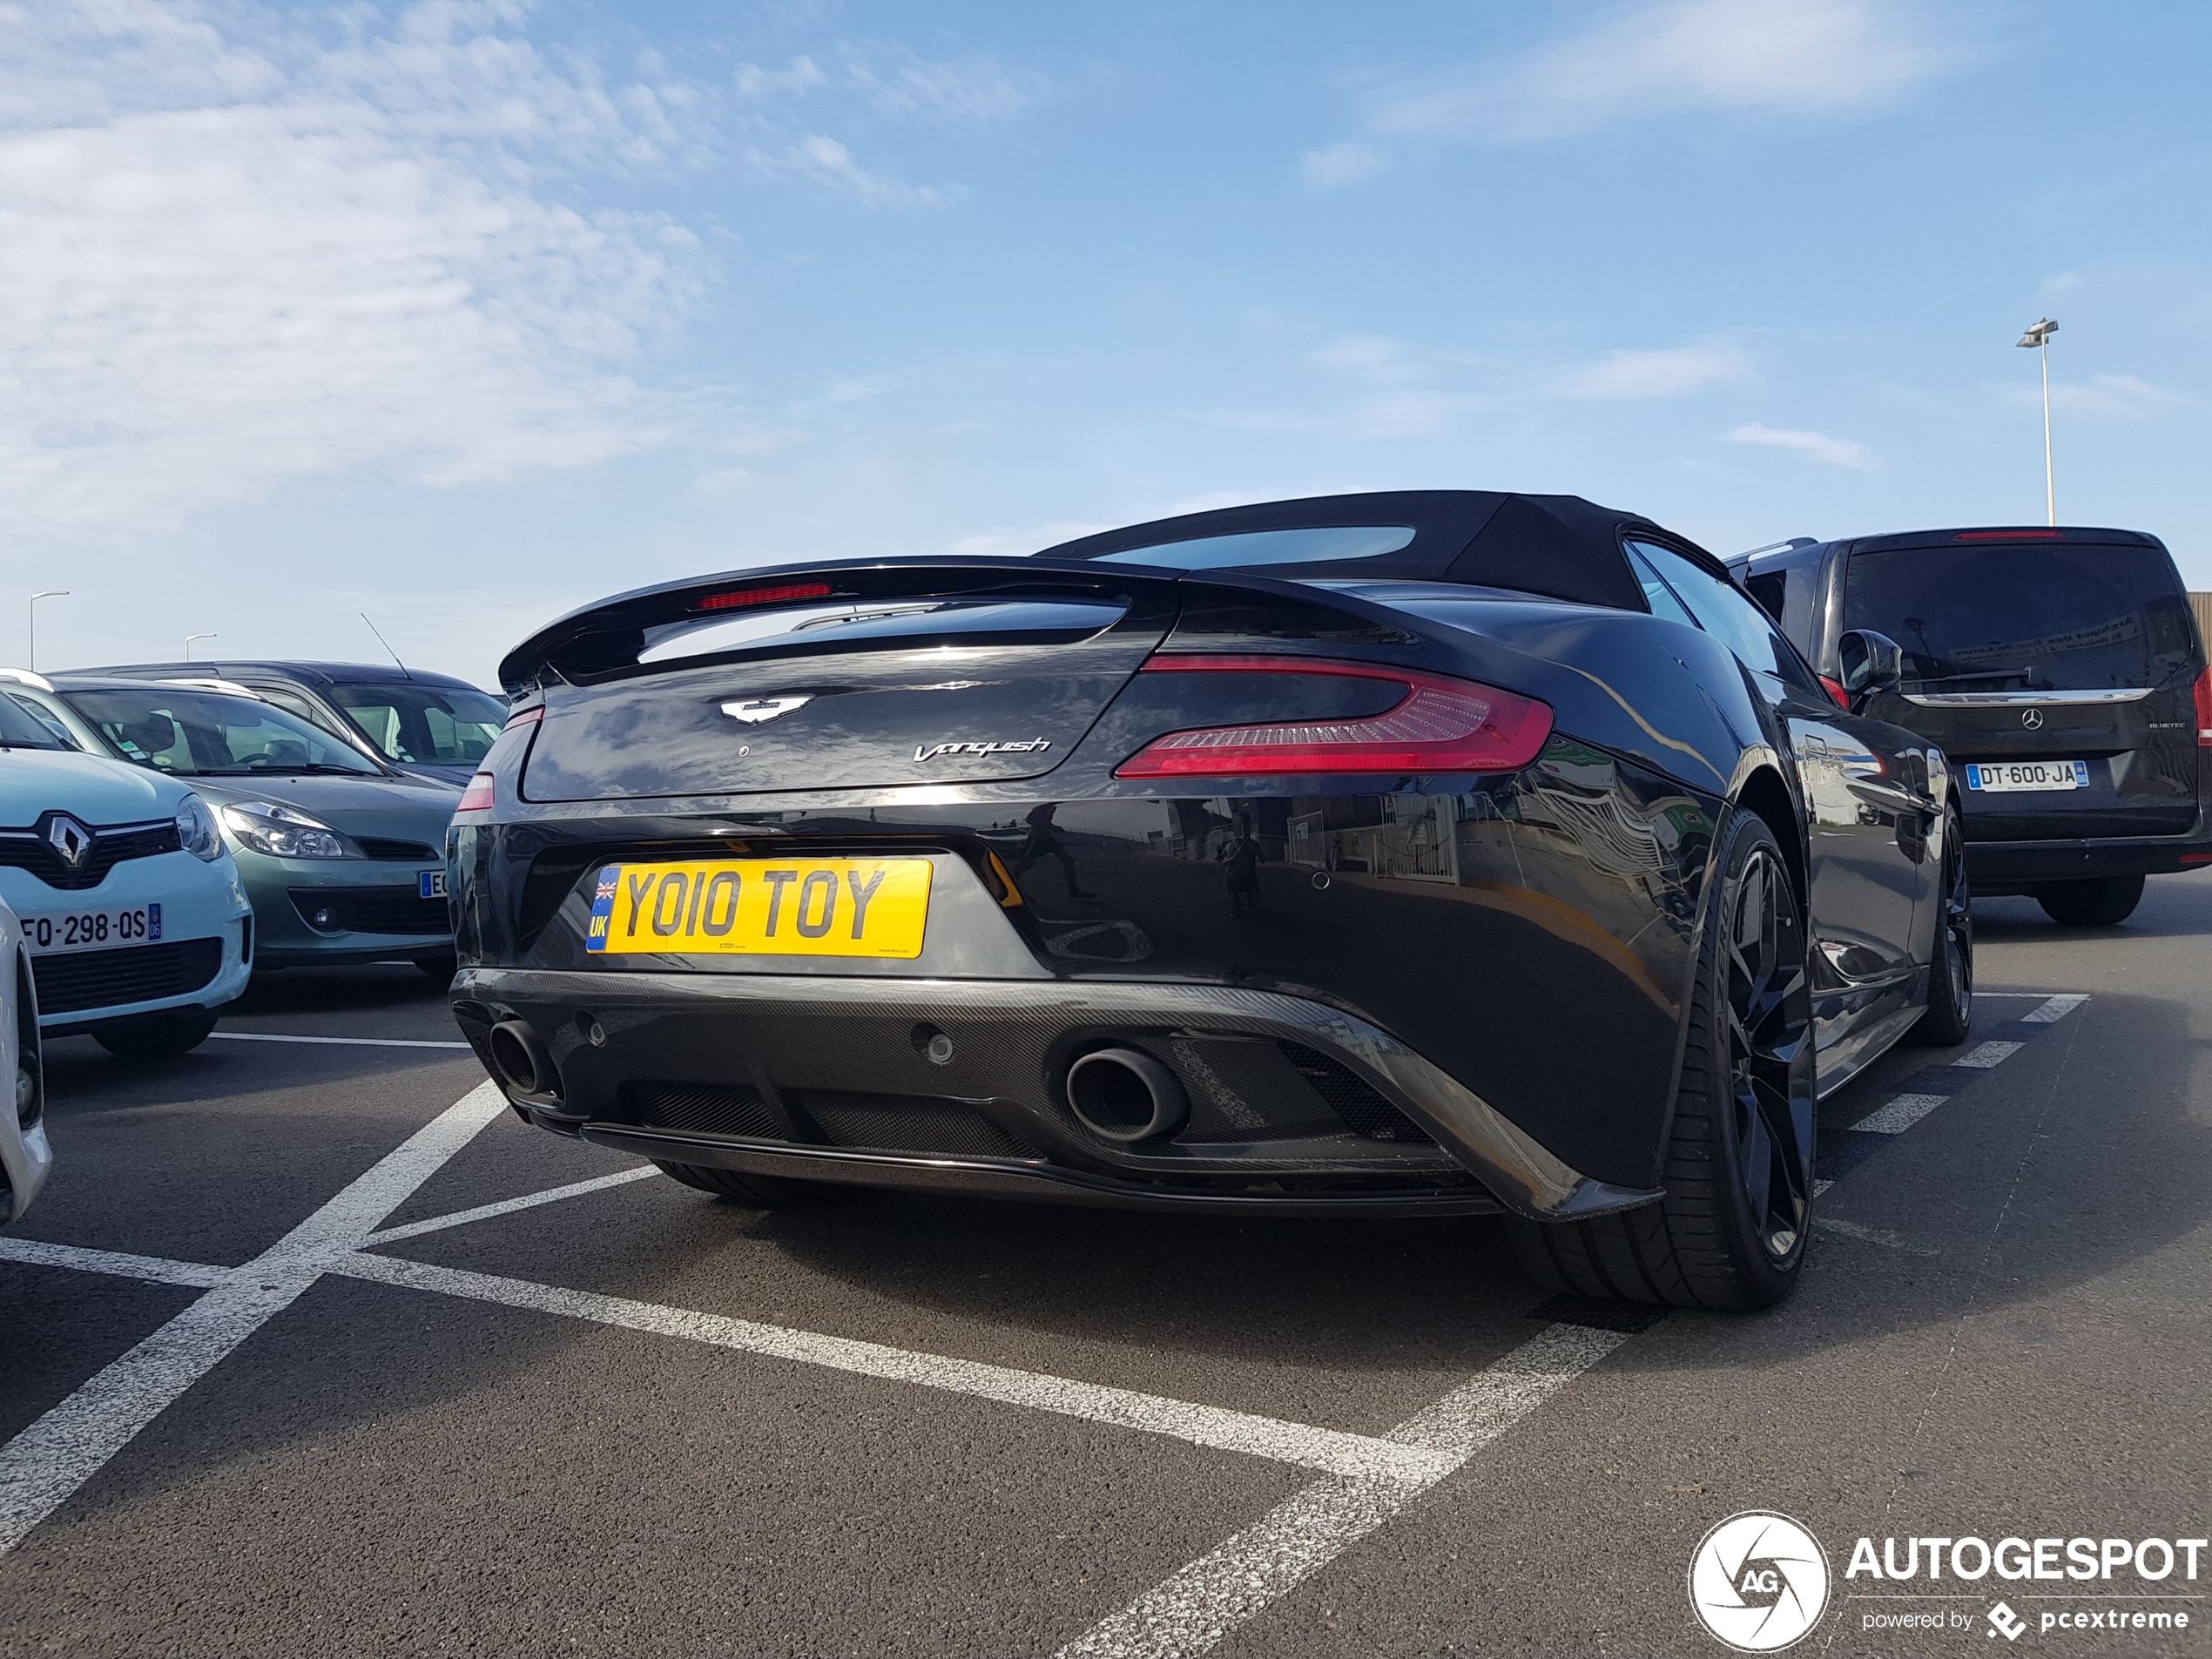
454,493,1949,1217
0,900,52,1223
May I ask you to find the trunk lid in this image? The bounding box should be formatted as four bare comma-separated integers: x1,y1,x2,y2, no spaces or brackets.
513,566,1177,802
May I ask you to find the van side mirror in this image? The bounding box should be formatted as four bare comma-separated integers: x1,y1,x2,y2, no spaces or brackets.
1837,629,1905,705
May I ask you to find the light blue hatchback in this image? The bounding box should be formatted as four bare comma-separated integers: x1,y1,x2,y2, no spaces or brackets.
0,683,253,1059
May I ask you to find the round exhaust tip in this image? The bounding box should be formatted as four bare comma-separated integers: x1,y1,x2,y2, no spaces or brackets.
1065,1047,1187,1143
487,1019,556,1099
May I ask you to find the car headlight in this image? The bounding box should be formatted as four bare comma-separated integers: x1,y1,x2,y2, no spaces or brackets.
175,793,226,862
219,800,354,860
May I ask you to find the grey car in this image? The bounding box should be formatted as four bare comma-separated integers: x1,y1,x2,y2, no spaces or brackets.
89,661,507,787
23,678,462,974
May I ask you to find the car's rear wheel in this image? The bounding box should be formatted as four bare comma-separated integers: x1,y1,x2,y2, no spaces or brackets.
1908,810,1973,1046
1507,811,1814,1310
2035,873,2144,927
93,1008,219,1062
652,1160,846,1208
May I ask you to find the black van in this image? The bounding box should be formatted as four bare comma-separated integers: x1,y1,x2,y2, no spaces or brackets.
1734,526,2212,926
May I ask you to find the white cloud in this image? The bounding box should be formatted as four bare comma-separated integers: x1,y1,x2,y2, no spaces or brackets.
1306,334,1431,385
744,133,957,207
1728,422,1875,469
1553,343,1750,400
1307,0,1962,182
0,0,705,533
1299,140,1388,191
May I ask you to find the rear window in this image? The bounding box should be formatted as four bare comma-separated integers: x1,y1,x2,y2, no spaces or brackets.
1083,526,1415,570
1844,543,2197,692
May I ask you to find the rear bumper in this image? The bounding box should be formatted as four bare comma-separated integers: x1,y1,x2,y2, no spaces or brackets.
453,967,1662,1223
1966,827,2212,889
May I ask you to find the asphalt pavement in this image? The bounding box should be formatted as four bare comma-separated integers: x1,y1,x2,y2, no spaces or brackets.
1,877,2206,1657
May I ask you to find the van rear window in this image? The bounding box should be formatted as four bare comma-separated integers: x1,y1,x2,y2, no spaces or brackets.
1844,543,2196,691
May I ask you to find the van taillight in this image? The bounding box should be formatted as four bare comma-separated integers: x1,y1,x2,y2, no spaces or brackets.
1115,656,1553,778
455,772,496,814
1819,675,1851,710
2195,666,2212,746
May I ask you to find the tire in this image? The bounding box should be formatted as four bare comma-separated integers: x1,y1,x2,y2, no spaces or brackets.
1907,811,1973,1046
652,1160,846,1208
2035,873,2143,927
94,1008,220,1062
1506,810,1815,1311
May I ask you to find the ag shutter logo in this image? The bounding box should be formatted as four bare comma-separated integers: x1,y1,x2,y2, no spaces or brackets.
1689,1512,1831,1651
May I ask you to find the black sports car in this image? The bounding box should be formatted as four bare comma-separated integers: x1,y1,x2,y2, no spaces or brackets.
448,491,1970,1309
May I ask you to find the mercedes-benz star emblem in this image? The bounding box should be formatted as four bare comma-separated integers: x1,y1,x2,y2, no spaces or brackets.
2021,708,2044,730
720,696,812,725
46,813,92,869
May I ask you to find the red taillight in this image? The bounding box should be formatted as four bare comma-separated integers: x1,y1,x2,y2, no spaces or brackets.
694,580,834,612
1819,674,1851,709
455,772,496,814
1954,529,2063,541
1114,656,1552,779
502,705,544,731
2195,665,2212,746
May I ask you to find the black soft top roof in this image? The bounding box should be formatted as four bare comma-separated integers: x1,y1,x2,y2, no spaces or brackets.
1035,489,1676,611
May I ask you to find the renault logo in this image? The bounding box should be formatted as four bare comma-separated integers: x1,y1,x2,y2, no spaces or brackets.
47,813,92,868
720,696,812,725
2021,708,2044,730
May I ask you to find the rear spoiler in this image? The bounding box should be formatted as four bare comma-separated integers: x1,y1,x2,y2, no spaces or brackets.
495,557,1179,696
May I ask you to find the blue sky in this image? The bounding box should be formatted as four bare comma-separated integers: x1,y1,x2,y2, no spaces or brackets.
6,0,2210,689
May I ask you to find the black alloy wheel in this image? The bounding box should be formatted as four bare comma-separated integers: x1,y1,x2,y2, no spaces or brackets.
1507,811,1816,1309
1910,811,1973,1046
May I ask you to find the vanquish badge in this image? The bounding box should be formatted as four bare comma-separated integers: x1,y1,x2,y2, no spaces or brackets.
1689,1512,1831,1651
721,696,812,725
914,738,1050,764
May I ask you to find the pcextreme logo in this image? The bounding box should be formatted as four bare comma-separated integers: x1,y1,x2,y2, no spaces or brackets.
1689,1512,1831,1652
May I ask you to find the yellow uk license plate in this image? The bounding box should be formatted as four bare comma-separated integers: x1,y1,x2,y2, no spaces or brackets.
584,859,932,959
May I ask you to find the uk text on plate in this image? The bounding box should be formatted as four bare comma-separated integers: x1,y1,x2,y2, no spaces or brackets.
585,859,932,958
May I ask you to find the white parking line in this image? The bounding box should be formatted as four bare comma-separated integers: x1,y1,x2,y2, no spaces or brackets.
0,1238,230,1289
362,1165,661,1244
207,1031,474,1050
329,1251,1455,1485
1848,1094,1948,1135
0,1082,509,1556
1952,1040,2024,1069
1056,1322,1629,1658
2021,993,2088,1024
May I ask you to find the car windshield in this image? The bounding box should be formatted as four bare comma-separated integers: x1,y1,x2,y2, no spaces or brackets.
1845,543,2197,691
1079,526,1416,570
325,682,507,766
0,691,75,751
62,687,386,776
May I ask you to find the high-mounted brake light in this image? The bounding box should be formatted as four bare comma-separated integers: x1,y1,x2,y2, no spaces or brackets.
1953,529,2063,541
1115,655,1552,779
2195,665,2212,747
455,772,496,814
693,581,835,612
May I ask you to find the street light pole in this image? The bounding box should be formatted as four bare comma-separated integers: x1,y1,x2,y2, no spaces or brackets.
2017,318,2059,526
27,590,67,672
185,633,217,661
